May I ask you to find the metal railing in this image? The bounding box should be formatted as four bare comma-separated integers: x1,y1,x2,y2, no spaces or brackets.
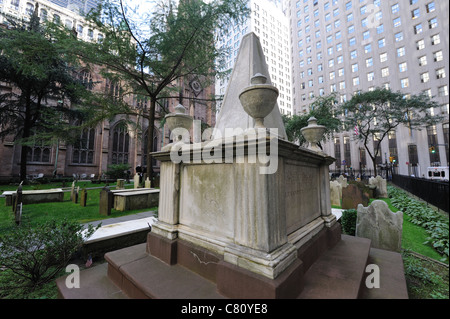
391,174,449,213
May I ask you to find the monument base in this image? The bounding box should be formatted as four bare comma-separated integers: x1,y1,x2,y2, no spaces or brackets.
146,223,341,299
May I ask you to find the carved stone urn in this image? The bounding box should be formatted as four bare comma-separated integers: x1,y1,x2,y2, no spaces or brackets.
164,104,193,144
238,73,279,129
300,117,326,152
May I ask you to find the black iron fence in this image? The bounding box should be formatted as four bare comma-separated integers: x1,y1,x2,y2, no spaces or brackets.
391,174,449,213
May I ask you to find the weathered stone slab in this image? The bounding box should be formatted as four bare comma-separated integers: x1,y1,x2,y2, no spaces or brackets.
116,179,125,190
356,200,403,252
369,175,388,198
80,188,87,207
341,184,369,210
114,189,160,211
330,180,342,207
337,175,348,188
99,187,113,216
4,189,64,206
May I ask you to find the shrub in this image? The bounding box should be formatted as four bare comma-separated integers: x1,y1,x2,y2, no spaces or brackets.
105,164,131,180
341,209,357,236
0,219,98,290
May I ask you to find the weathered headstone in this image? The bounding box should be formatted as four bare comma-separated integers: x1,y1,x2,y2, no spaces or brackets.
356,200,403,252
80,188,87,207
70,181,75,201
337,175,348,188
116,179,125,190
329,180,342,207
72,186,79,203
134,173,140,189
14,184,23,225
369,175,388,198
145,177,151,189
99,186,112,216
341,183,369,210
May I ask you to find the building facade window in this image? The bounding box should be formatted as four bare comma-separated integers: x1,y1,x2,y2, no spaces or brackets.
72,127,95,164
111,123,129,165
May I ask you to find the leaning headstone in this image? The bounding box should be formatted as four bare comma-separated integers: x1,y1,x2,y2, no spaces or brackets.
369,175,388,198
134,173,140,189
341,183,369,210
337,175,348,188
330,180,342,207
356,200,403,252
145,177,151,189
14,184,23,226
116,179,125,190
99,186,112,216
70,181,75,201
72,186,79,203
80,188,87,207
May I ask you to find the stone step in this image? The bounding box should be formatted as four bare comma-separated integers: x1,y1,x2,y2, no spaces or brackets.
359,247,409,299
56,263,129,299
105,243,225,299
57,235,408,299
298,235,372,299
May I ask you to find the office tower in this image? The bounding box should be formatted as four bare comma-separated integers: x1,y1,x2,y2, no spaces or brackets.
288,0,449,176
216,0,293,116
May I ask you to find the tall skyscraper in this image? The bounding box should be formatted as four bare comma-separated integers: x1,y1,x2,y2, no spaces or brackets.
288,0,449,176
216,0,293,116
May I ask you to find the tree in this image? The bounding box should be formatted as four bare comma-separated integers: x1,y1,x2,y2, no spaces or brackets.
283,94,342,146
0,8,94,181
340,88,443,176
56,0,249,181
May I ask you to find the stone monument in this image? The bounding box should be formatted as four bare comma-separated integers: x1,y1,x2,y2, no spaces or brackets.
330,180,342,207
369,175,388,198
356,200,403,252
147,32,340,298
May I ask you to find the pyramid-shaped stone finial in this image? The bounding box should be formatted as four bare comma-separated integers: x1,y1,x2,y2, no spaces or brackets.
213,32,287,139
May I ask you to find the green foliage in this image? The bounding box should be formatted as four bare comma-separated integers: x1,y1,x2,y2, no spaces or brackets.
341,209,357,236
340,88,443,176
105,163,131,179
388,186,449,261
283,94,341,145
0,219,98,290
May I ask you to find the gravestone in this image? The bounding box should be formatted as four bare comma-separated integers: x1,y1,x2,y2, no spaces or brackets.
72,186,79,203
148,32,340,299
14,184,23,225
356,200,403,252
80,188,87,207
116,179,125,190
330,180,342,207
99,186,113,216
70,181,75,201
145,177,151,189
134,173,140,189
369,175,388,198
341,183,369,210
337,175,348,188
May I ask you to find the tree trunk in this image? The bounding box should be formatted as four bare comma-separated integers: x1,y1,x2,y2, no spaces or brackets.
19,93,33,181
146,97,157,183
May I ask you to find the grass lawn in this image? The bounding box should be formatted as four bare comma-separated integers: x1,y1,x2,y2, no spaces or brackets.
0,181,157,232
368,197,445,262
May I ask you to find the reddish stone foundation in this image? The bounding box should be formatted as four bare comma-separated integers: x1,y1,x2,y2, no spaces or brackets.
146,222,342,299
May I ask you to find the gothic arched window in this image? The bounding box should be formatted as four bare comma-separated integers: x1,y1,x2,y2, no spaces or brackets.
111,123,129,164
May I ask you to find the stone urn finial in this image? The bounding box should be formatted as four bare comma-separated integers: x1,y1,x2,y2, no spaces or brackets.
238,73,279,129
164,104,193,144
300,117,326,152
